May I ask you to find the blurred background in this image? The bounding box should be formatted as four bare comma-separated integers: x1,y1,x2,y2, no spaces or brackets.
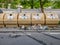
0,0,60,9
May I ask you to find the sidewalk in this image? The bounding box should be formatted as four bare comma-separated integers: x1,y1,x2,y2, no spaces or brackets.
0,28,60,33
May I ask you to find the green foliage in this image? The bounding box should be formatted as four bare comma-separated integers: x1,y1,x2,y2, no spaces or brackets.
52,1,60,9
0,0,60,9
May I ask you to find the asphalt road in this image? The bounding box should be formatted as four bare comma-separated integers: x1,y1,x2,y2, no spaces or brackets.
0,32,60,45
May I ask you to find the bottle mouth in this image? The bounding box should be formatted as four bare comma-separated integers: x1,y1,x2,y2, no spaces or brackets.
10,14,12,16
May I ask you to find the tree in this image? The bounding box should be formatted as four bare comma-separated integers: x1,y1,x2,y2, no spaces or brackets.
20,0,40,9
39,0,50,13
52,1,60,9
30,0,34,9
39,0,49,25
0,0,60,9
20,0,34,9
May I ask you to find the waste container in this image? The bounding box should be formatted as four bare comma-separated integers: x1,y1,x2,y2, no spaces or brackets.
45,13,59,26
18,13,31,27
4,13,18,27
32,13,44,25
0,13,5,27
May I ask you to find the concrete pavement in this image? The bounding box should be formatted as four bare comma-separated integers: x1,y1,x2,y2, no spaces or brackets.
0,32,60,45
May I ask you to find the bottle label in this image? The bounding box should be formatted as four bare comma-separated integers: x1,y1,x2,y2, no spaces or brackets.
7,16,13,20
33,16,40,20
33,14,41,20
19,16,28,19
47,14,58,19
